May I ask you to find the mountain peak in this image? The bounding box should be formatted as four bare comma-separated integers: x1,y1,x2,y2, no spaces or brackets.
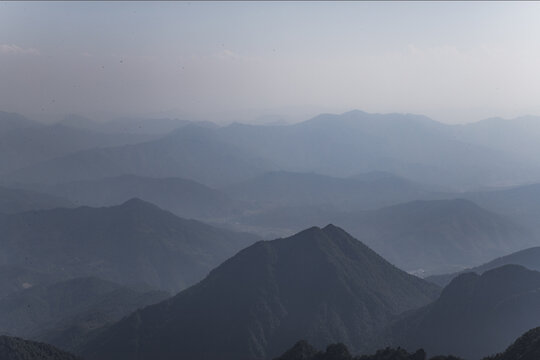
121,197,150,206
119,197,160,210
82,225,439,360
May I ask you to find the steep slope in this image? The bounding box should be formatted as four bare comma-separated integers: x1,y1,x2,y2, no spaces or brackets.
44,174,237,219
484,327,540,360
0,335,81,360
80,225,439,360
388,265,540,359
0,185,72,214
427,246,540,287
6,125,275,187
334,199,535,275
0,199,259,292
0,277,168,351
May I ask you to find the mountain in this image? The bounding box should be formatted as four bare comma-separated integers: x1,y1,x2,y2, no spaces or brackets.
238,199,535,276
0,266,60,300
464,182,540,236
224,171,432,211
451,115,540,165
92,117,194,135
0,335,81,360
79,225,439,360
0,198,259,292
484,326,540,360
427,246,540,287
60,115,196,135
387,265,540,359
216,110,537,190
0,111,40,133
0,277,168,351
43,174,238,219
0,185,72,214
333,199,536,276
274,341,458,360
6,125,275,187
0,122,153,175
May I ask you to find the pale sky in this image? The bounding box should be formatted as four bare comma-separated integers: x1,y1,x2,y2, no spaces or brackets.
2,1,540,124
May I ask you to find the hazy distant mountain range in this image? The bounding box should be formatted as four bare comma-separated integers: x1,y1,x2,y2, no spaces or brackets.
427,246,540,287
0,199,259,292
236,199,535,275
2,109,540,360
41,174,238,219
4,110,540,190
4,125,275,187
0,185,72,214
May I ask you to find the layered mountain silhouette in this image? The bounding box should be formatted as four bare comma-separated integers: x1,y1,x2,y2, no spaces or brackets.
42,174,237,219
225,171,432,211
240,199,534,275
7,110,540,190
464,182,540,236
79,225,439,360
0,111,40,133
6,125,274,187
0,266,59,299
427,246,540,287
451,115,540,165
60,114,195,135
0,120,152,175
216,110,537,189
0,277,168,351
334,199,535,275
0,335,81,360
387,265,540,359
0,185,72,214
0,199,259,292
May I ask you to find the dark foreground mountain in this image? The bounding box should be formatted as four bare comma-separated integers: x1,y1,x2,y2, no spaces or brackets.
427,246,540,287
0,277,168,351
43,174,237,219
0,185,72,214
387,265,540,359
79,225,439,360
274,340,460,360
0,335,81,360
484,326,540,360
0,199,259,292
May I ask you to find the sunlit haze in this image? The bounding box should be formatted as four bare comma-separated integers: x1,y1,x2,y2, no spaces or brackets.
2,1,540,123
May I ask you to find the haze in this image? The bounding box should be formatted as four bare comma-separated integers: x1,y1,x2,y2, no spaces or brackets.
2,1,540,124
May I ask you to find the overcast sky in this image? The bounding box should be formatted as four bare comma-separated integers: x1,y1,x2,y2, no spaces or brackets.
2,1,540,124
